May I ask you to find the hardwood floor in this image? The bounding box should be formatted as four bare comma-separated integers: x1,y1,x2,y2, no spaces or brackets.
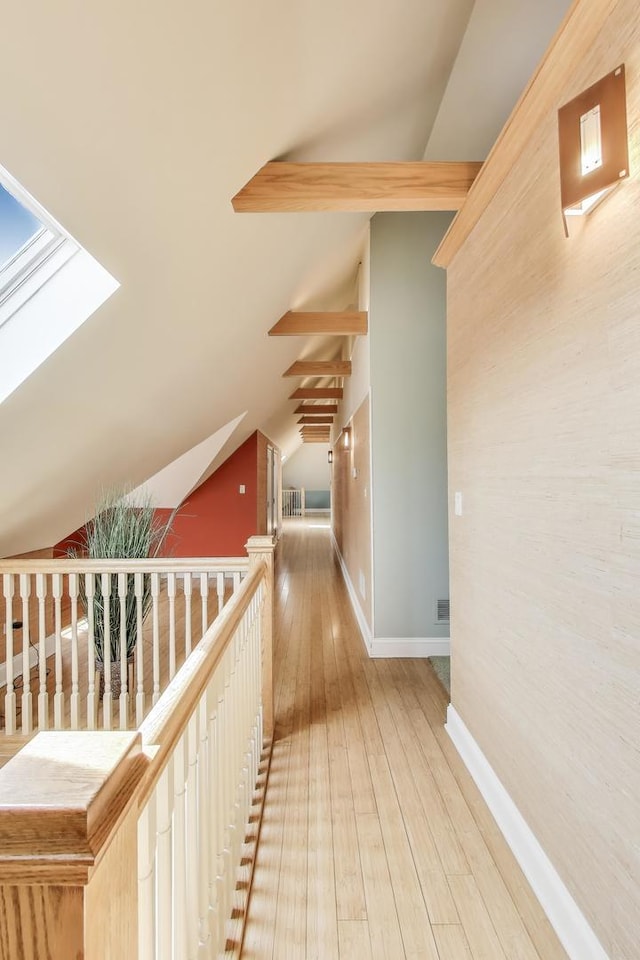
241,518,568,960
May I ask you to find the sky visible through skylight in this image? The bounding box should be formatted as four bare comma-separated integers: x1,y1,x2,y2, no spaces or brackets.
0,183,42,268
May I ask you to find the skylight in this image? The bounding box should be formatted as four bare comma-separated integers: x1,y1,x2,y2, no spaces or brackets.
0,165,119,405
0,184,43,266
0,175,78,331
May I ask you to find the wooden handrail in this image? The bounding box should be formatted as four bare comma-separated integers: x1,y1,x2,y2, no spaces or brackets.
136,560,266,809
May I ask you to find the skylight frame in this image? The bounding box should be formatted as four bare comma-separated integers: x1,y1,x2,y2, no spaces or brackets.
0,166,78,329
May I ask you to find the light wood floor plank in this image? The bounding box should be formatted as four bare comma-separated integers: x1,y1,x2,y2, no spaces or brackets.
367,752,440,959
241,519,569,960
448,873,508,960
362,662,459,924
379,659,469,876
306,711,339,956
273,571,311,958
338,920,373,959
432,922,474,960
404,687,554,960
322,601,367,921
356,813,406,960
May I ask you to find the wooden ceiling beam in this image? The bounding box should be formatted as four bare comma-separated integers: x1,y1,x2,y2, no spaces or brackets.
294,403,338,415
298,416,334,425
232,162,483,213
302,437,331,443
283,360,351,379
269,311,368,337
290,387,343,400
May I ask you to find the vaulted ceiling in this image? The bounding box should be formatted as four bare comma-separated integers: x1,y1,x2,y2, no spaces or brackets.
0,0,569,555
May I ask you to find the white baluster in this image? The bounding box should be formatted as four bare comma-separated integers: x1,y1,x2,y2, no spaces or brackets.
214,668,227,948
36,573,48,730
19,574,32,734
185,710,200,960
168,572,176,680
197,693,212,954
206,678,220,943
221,645,235,942
200,573,208,636
86,574,97,730
183,572,193,657
156,762,174,960
3,575,16,734
138,799,157,960
135,572,145,727
216,572,225,616
172,736,188,959
232,571,241,596
69,573,80,730
118,572,129,730
151,573,161,706
53,573,64,729
101,571,112,730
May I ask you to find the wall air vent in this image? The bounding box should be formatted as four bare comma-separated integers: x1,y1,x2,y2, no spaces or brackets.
436,599,450,624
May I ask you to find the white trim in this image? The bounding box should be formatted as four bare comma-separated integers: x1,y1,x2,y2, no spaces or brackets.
370,637,450,658
331,531,372,653
445,705,610,960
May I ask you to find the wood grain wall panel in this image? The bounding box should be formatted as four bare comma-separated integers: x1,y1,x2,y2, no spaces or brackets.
331,397,372,633
446,4,640,957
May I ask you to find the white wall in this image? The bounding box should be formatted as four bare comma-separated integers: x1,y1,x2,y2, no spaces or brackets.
282,444,330,491
369,212,452,642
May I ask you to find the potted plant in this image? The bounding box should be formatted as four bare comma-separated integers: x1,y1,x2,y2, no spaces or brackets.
68,488,176,698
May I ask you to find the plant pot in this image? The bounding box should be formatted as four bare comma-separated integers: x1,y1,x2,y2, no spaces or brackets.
96,657,134,700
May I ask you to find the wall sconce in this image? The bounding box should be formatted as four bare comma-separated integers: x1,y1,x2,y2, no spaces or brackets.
558,65,628,230
328,450,333,464
343,427,351,449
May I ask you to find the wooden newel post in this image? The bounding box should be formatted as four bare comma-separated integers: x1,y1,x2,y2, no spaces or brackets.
0,732,148,960
245,535,276,744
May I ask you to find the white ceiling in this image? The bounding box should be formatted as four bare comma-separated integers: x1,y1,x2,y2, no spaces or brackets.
0,0,568,555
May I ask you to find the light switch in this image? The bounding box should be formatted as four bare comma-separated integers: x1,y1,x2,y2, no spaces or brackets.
239,484,246,494
454,491,463,516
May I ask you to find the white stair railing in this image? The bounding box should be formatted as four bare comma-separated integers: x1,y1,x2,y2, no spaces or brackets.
0,557,248,734
138,566,265,958
282,487,305,517
0,535,275,960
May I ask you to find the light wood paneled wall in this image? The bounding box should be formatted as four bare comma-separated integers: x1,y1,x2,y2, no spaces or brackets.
331,396,372,633
446,3,640,958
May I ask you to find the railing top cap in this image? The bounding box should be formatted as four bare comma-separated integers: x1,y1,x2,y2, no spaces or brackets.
0,731,148,881
0,557,250,573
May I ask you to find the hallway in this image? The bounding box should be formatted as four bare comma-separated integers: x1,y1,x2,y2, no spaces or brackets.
241,519,567,960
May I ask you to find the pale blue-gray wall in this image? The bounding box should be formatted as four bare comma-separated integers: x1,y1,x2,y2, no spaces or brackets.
370,212,452,639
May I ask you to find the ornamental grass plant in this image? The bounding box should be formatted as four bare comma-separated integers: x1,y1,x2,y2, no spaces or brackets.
69,488,176,668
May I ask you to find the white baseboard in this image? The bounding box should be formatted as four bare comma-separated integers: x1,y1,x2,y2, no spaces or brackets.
446,705,610,960
370,637,450,658
330,533,373,652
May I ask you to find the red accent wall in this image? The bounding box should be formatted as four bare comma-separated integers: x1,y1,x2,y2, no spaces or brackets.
53,432,261,559
157,432,259,557
54,524,86,558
